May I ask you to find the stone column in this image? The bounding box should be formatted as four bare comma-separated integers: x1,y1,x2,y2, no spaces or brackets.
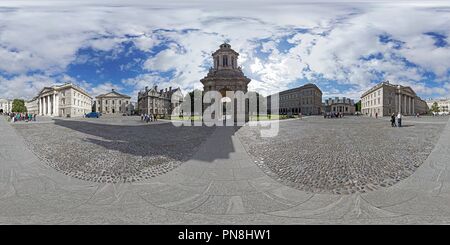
403,95,406,115
44,96,47,115
39,97,42,115
413,98,415,114
47,96,51,116
409,97,412,115
55,94,59,117
43,97,46,115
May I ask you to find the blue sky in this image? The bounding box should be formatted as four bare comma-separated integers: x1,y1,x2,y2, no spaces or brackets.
0,0,449,101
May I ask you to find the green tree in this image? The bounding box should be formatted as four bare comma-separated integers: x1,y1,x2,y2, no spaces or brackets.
354,100,361,112
12,99,27,113
431,102,440,113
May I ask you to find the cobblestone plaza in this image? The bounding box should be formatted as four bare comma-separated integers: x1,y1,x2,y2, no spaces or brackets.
1,115,449,224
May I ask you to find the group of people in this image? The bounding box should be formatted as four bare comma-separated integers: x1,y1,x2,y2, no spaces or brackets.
5,112,37,122
141,113,157,123
324,112,344,119
390,113,403,127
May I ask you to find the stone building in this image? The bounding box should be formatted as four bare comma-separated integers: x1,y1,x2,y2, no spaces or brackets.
269,84,323,115
200,43,252,121
426,98,449,114
25,97,39,115
137,85,183,117
0,98,12,114
361,81,428,117
324,97,355,115
96,89,132,115
36,83,92,117
201,43,251,95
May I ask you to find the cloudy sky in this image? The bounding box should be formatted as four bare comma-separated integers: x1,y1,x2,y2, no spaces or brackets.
0,0,449,102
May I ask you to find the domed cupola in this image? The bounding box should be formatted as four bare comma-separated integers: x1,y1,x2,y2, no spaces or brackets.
212,42,240,70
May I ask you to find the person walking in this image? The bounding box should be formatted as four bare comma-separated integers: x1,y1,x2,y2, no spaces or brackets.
375,112,378,119
391,113,396,127
397,112,402,127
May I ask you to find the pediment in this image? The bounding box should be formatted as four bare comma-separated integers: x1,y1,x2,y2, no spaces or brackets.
38,87,54,95
97,90,131,99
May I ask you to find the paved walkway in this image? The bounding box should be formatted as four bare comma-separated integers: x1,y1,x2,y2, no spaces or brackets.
0,116,450,224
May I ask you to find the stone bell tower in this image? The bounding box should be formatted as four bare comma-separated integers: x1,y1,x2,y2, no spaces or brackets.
201,43,251,95
200,43,251,123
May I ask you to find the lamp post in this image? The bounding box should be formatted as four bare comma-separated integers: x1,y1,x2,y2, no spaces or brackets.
397,85,401,114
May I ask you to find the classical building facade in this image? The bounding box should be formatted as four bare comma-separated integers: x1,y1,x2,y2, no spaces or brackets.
0,99,12,114
361,81,428,117
25,97,39,115
324,97,355,115
96,89,132,115
426,98,449,114
36,83,92,117
137,85,183,117
269,84,323,115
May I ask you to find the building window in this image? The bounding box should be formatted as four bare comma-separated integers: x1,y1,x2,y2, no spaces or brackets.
223,55,228,67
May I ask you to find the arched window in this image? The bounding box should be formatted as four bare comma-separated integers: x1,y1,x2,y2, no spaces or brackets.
223,55,228,67
231,57,234,68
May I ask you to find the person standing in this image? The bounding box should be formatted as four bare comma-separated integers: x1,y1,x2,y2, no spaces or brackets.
391,113,396,127
397,112,402,127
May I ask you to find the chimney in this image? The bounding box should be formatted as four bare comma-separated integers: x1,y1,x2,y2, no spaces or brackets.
169,86,172,92
165,88,168,92
160,89,163,94
145,86,148,91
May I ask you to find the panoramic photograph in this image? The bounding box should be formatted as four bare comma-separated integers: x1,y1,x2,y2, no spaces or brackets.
0,0,449,239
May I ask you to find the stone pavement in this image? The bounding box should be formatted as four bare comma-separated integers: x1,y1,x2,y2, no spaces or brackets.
1,116,450,224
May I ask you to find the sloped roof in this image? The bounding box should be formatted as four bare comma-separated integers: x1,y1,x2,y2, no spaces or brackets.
96,89,131,99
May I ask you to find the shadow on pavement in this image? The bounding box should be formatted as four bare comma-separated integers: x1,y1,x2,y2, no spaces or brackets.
52,119,241,162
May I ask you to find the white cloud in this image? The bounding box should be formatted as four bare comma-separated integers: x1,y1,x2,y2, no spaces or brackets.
0,74,55,100
0,1,450,101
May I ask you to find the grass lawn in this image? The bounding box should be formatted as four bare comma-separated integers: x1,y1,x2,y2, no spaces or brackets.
249,114,293,121
170,115,203,121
